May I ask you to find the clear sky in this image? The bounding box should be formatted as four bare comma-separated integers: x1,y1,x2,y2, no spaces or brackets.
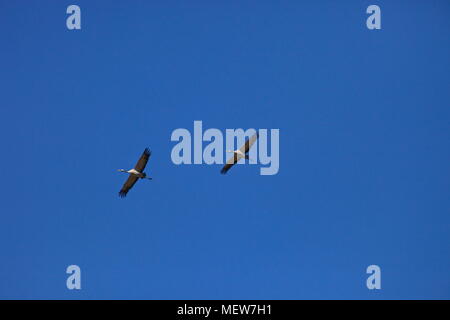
0,0,449,299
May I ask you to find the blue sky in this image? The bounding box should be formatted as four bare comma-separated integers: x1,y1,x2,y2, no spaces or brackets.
0,0,449,299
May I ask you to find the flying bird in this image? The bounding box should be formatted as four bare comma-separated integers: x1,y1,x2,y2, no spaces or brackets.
117,148,152,198
221,132,259,174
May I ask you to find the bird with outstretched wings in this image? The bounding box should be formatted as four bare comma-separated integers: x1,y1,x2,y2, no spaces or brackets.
118,148,151,198
221,132,258,174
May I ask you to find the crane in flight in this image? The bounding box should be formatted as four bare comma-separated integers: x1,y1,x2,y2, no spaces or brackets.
117,148,152,198
221,132,259,174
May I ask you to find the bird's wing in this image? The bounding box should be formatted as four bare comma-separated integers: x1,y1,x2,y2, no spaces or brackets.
221,153,241,174
119,174,139,198
239,132,259,154
134,148,151,172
